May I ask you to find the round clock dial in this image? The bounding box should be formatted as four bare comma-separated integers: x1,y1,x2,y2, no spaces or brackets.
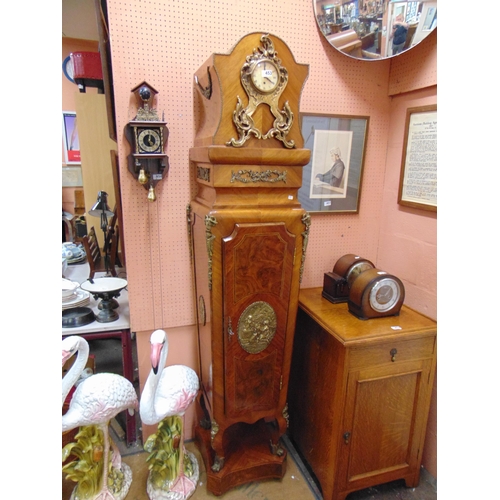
251,60,279,93
138,129,161,153
348,268,405,319
333,254,375,288
62,55,75,83
346,260,375,288
369,277,401,312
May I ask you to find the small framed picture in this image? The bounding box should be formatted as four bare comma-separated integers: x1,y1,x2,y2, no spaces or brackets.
298,113,369,213
62,111,81,164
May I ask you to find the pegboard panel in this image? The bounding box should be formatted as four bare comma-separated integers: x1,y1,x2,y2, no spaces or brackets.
106,0,436,332
388,29,437,96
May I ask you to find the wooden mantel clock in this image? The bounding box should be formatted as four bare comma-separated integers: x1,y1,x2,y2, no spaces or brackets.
187,33,310,495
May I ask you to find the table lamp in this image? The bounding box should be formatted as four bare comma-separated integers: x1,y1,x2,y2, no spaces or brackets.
89,191,114,274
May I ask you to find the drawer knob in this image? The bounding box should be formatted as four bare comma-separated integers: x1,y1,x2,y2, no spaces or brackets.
343,431,351,444
390,348,397,362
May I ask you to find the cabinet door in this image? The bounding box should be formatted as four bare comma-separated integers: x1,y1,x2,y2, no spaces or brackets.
222,222,296,420
338,358,433,492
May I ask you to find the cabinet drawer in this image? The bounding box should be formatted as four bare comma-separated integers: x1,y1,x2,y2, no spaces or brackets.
348,335,435,370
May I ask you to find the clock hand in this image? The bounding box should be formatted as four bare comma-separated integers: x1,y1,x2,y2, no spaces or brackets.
378,288,392,301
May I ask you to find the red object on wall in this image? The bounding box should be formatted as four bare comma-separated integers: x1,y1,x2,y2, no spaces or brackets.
71,51,103,80
70,52,104,93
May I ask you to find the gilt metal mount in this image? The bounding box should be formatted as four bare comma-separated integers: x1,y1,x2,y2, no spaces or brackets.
227,34,294,149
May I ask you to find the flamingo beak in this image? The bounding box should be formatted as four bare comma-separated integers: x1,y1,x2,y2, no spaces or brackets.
150,342,163,375
62,349,73,366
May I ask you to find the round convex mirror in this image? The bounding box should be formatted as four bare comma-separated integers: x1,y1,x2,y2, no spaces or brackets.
313,0,436,61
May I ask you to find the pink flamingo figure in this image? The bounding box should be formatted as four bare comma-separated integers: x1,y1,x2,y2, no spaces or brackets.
62,335,138,500
140,329,200,499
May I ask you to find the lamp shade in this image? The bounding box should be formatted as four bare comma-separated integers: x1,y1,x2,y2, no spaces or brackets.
89,191,114,218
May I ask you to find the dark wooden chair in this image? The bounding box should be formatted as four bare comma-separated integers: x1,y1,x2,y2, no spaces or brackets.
81,226,102,280
106,225,121,276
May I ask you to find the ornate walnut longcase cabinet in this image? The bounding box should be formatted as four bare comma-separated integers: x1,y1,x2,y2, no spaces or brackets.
187,33,310,495
288,288,437,500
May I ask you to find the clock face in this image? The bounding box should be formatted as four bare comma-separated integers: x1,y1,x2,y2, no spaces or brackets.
251,60,279,93
369,278,401,312
63,56,75,83
346,261,374,288
138,128,162,153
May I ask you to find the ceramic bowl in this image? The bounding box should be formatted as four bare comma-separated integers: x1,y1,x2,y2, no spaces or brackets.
62,279,80,299
62,243,84,259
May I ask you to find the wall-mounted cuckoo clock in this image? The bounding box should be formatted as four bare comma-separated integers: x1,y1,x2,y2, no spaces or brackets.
125,82,169,202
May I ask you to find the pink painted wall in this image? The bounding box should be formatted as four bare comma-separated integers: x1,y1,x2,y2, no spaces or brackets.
382,41,437,476
102,0,437,476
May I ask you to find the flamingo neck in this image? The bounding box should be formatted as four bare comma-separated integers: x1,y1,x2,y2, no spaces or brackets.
62,338,89,406
140,339,169,424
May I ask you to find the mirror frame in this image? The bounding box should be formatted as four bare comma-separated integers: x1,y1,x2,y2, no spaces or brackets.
313,0,437,61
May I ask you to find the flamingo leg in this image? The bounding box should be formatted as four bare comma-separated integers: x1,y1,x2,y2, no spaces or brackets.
110,437,122,470
171,415,197,498
95,422,117,500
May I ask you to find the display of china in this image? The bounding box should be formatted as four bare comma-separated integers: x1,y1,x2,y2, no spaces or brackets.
62,242,86,264
80,277,128,323
62,278,80,301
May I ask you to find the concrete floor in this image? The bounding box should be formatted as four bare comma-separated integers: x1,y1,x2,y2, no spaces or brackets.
78,336,437,499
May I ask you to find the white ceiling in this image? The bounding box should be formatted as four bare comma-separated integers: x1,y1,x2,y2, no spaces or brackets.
62,0,99,41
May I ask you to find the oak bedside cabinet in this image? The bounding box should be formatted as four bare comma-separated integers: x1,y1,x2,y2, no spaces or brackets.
288,287,436,500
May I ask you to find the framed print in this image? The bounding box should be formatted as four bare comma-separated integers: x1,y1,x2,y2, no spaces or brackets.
298,113,369,213
397,105,437,212
422,7,437,31
62,166,83,187
62,111,81,164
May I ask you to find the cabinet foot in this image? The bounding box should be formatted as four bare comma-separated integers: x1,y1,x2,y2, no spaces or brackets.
211,455,225,472
194,420,287,496
404,474,420,488
269,439,285,456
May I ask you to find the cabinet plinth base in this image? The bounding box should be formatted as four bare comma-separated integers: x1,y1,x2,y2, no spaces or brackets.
194,420,287,496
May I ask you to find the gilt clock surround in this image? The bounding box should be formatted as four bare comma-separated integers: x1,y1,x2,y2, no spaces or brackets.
188,33,310,495
227,34,295,148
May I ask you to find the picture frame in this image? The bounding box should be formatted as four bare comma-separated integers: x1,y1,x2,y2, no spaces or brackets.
397,105,437,212
298,113,369,213
422,6,437,31
62,166,83,187
62,111,81,164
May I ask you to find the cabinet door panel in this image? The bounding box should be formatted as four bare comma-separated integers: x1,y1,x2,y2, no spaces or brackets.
222,223,295,419
349,372,417,477
340,360,432,490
